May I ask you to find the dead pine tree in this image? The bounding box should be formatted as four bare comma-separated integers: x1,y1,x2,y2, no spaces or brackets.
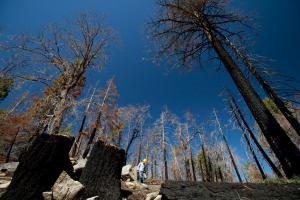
6,14,114,136
213,108,243,183
120,105,149,164
5,128,20,163
198,133,210,182
171,145,183,180
227,96,266,180
82,78,115,158
226,91,284,178
150,0,300,178
224,38,300,137
70,87,97,158
161,111,169,181
197,131,217,182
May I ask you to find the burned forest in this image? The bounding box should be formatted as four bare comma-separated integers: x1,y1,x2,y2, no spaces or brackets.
0,0,300,200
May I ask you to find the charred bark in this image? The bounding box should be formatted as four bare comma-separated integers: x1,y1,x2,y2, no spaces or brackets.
1,134,74,200
204,21,300,178
188,144,196,181
5,128,20,163
160,181,300,200
227,95,267,180
228,92,284,178
79,140,125,200
226,39,300,137
82,112,102,159
213,109,243,183
70,115,86,157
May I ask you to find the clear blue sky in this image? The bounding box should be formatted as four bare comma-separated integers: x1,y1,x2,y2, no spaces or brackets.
1,0,300,177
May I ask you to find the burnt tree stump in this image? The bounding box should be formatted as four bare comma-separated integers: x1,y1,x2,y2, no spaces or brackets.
0,134,74,200
160,181,300,200
79,140,125,200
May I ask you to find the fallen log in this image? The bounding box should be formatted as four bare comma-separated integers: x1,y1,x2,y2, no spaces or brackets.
0,134,74,200
160,181,300,200
79,140,125,200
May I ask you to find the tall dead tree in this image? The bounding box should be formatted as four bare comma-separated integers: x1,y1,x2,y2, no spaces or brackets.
119,105,149,164
70,87,97,158
150,0,300,178
227,96,266,180
161,111,169,181
5,128,20,163
82,78,117,158
213,109,242,183
6,14,113,136
198,133,210,182
227,91,284,178
225,38,300,137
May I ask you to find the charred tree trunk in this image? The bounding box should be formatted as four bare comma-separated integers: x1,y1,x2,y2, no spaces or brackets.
162,144,168,180
227,95,267,180
242,130,267,180
204,22,300,178
79,140,125,200
188,144,196,181
137,143,142,164
154,159,157,179
185,158,191,181
82,112,102,159
214,109,243,183
207,156,213,183
227,39,300,137
161,113,168,181
5,128,20,163
201,144,210,182
1,134,74,200
198,158,205,182
70,114,86,157
160,181,300,200
228,92,284,178
151,154,154,179
218,167,224,183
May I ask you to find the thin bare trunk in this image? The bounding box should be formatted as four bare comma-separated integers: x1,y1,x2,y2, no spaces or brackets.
172,146,182,180
82,79,113,159
71,87,96,157
6,128,20,163
227,38,300,137
214,109,243,183
228,92,284,178
204,20,300,178
188,144,196,181
161,113,168,180
137,143,142,164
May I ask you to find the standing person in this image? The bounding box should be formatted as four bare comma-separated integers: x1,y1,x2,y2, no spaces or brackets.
137,159,148,183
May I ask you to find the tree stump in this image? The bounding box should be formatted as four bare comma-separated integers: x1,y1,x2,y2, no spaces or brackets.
0,134,74,200
79,140,125,200
160,181,300,200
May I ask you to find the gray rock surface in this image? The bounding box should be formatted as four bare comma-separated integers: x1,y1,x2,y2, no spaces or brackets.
86,196,99,200
145,191,159,200
73,159,87,173
0,162,19,176
50,171,85,200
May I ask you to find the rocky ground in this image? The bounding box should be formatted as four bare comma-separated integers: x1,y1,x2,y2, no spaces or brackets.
1,161,300,200
0,139,299,200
